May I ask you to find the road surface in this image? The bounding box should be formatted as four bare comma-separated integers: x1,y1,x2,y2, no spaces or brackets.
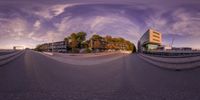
0,51,15,56
0,50,200,100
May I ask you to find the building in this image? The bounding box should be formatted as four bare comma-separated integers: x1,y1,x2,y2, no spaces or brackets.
37,41,67,53
172,47,192,51
138,29,162,52
13,46,25,50
49,41,67,53
158,45,172,51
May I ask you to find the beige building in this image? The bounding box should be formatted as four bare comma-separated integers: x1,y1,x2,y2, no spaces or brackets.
149,29,162,44
138,29,162,52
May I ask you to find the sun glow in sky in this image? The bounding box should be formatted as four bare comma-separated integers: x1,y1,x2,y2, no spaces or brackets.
0,0,200,49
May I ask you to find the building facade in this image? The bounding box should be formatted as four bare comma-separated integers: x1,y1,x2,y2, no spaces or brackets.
138,29,162,52
38,41,67,53
49,41,67,53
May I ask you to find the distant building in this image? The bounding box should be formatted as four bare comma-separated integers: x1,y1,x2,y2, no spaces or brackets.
138,28,162,52
50,41,67,53
158,45,172,51
172,47,192,51
13,46,25,50
38,41,67,53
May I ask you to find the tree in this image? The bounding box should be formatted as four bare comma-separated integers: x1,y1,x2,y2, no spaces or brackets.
64,37,69,43
68,33,78,52
81,41,89,48
105,35,112,42
77,32,86,43
37,31,136,53
65,32,87,53
34,44,49,52
91,34,103,40
35,45,43,52
90,35,104,50
93,40,101,49
77,32,87,48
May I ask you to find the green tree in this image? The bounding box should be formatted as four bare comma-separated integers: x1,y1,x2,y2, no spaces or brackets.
35,45,42,52
64,37,69,43
91,34,103,40
105,35,112,42
90,35,104,50
68,33,78,52
77,32,86,43
35,44,49,52
93,40,101,49
66,32,87,53
81,41,89,48
77,32,87,48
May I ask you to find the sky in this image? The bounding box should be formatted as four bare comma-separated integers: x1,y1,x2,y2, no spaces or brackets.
0,0,199,49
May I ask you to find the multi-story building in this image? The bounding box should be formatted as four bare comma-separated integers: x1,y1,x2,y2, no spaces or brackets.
49,41,67,53
138,28,162,52
38,41,67,53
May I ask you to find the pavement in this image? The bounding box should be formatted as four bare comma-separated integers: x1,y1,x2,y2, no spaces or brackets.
42,52,129,65
0,50,200,100
0,51,15,56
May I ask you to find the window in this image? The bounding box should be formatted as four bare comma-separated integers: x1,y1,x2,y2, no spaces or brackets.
153,31,160,35
153,35,160,38
153,39,159,42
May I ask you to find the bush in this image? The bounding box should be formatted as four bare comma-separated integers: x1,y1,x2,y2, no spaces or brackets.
71,48,80,53
86,48,92,53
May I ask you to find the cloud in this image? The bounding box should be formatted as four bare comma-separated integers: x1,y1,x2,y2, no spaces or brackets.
55,15,141,43
51,4,76,16
90,15,141,38
33,3,78,19
0,18,28,40
170,8,200,36
145,8,200,37
0,2,199,49
33,20,41,29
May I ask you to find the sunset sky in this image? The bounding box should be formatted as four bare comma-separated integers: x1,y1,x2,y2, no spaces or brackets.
0,0,199,49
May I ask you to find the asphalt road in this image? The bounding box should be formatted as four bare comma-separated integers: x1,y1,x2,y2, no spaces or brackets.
0,51,15,56
0,50,200,100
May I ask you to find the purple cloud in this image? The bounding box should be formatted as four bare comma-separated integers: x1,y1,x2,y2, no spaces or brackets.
0,0,199,49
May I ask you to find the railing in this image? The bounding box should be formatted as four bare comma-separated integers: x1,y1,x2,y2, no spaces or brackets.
143,50,200,58
0,50,24,66
138,53,200,70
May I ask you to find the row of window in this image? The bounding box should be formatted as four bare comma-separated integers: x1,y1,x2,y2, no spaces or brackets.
49,45,67,49
153,31,160,35
152,35,160,39
153,39,160,42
